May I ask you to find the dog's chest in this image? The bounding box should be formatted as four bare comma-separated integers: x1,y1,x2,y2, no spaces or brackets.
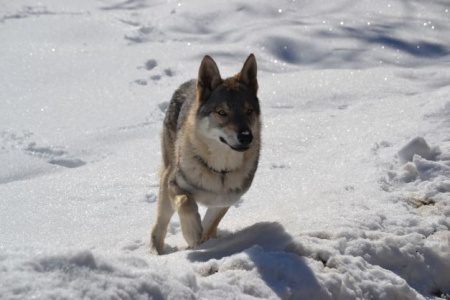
193,189,241,207
177,165,246,191
175,163,248,207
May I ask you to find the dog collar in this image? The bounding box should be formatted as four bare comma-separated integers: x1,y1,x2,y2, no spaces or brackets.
195,155,231,174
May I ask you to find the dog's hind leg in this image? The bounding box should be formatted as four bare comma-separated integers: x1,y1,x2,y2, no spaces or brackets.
201,207,229,243
150,170,174,255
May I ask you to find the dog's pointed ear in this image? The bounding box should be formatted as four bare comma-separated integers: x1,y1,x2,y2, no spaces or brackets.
198,55,222,93
240,54,258,94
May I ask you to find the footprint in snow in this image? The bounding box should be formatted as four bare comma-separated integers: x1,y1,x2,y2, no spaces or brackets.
163,68,175,77
158,101,169,113
121,239,145,252
144,193,157,203
134,79,147,86
145,59,157,70
150,75,161,81
133,59,176,85
49,158,86,168
26,142,86,169
25,142,66,157
271,163,291,169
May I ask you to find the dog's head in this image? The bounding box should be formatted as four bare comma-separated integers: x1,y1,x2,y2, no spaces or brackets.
196,54,260,152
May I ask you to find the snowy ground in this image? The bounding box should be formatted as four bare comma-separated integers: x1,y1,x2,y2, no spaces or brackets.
1,0,449,299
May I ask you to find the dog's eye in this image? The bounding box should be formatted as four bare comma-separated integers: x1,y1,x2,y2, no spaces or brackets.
217,110,227,116
247,108,254,115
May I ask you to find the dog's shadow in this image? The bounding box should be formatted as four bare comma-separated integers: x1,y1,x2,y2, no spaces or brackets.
186,222,325,299
187,222,292,262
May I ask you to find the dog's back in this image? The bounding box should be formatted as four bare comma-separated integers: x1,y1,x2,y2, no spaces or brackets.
161,80,196,168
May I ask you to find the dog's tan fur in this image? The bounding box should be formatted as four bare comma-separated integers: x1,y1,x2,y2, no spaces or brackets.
150,54,261,254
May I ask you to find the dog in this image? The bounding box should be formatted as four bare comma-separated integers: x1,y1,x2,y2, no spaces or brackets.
150,54,261,254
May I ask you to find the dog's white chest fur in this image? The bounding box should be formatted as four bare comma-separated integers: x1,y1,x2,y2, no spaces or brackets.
204,138,244,172
194,190,241,207
175,170,244,207
176,141,250,207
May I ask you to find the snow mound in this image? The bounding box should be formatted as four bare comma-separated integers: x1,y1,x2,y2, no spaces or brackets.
398,137,440,165
0,249,196,300
287,230,450,299
195,245,329,300
374,137,450,297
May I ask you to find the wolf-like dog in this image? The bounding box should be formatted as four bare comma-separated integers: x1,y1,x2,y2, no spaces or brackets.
150,54,261,255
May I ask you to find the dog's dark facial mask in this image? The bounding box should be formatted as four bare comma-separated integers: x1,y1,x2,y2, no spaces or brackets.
200,86,259,152
196,54,259,152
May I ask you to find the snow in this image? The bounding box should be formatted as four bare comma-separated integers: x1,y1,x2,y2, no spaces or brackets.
1,0,449,299
397,137,440,165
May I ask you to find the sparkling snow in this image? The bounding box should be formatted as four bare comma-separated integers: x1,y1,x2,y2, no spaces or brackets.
1,0,449,299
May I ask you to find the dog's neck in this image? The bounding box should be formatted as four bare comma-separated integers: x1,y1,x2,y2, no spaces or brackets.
195,155,230,174
189,133,244,174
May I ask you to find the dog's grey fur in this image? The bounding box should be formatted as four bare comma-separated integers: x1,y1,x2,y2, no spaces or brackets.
150,54,261,254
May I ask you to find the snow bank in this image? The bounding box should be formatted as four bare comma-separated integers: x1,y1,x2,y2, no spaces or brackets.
0,248,197,300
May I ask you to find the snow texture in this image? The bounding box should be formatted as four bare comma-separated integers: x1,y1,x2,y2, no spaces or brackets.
1,0,450,299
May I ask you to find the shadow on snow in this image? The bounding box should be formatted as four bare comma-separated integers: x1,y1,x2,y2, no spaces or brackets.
187,222,327,299
101,0,148,11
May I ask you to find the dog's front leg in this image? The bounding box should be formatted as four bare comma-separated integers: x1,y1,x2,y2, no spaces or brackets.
170,185,202,248
176,195,202,248
201,207,229,243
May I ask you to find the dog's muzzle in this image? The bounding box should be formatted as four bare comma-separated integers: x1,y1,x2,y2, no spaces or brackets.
238,130,253,146
220,130,253,152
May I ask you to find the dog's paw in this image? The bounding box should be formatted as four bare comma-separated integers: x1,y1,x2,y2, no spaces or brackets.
200,229,217,244
150,229,165,255
149,244,161,255
181,214,202,248
149,239,164,255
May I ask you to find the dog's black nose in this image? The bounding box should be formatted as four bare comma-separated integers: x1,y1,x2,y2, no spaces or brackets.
238,130,253,145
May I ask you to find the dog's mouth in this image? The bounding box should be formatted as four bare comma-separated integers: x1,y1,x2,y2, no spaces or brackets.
220,137,250,152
